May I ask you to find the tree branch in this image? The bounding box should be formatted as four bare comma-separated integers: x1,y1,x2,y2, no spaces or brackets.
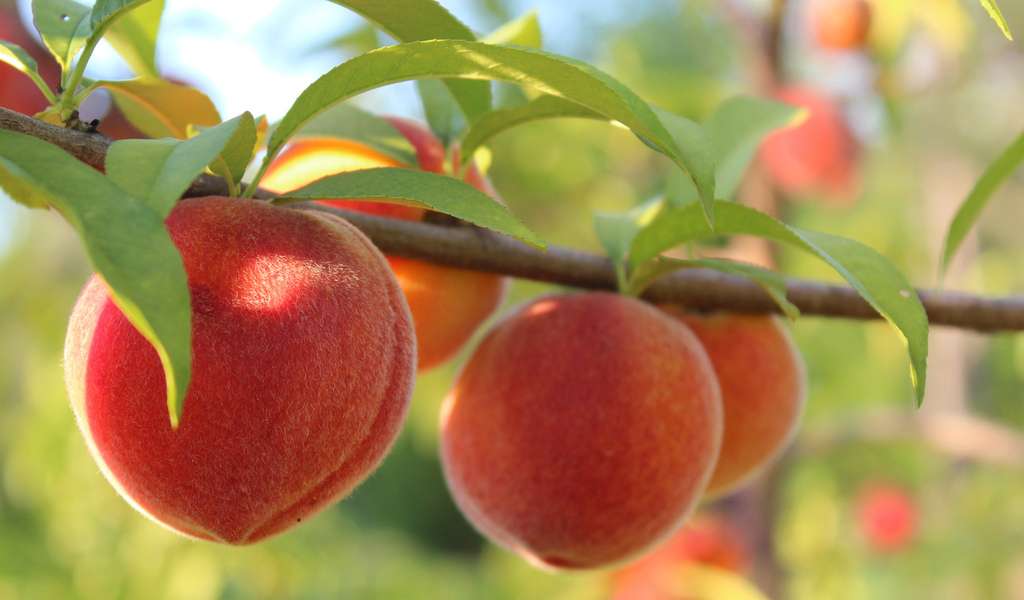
3,106,1023,332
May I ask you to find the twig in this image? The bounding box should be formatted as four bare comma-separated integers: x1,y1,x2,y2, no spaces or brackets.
3,106,1024,332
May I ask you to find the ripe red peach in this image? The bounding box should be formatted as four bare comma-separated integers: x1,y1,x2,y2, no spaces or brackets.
262,116,509,371
662,310,806,498
810,0,872,50
759,87,861,206
440,292,723,570
64,196,416,544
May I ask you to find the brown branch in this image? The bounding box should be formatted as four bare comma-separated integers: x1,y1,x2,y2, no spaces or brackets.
4,106,1024,332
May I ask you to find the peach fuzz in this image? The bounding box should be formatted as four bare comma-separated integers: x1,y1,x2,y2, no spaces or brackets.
440,292,724,570
662,310,806,498
759,87,860,206
64,196,416,544
261,116,509,371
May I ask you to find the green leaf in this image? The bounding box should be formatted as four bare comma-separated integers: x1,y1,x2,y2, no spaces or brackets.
979,0,1013,40
628,256,800,319
271,167,546,251
941,128,1024,278
481,9,542,47
417,78,467,147
327,0,491,121
89,0,156,30
0,129,191,426
0,40,39,74
32,0,92,71
593,196,665,290
0,40,56,105
256,40,714,221
106,113,251,216
648,105,716,222
705,95,806,201
203,113,258,196
631,201,928,404
99,77,221,138
102,0,164,76
460,94,605,167
286,104,418,167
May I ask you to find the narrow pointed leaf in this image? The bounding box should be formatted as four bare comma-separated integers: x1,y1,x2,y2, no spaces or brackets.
628,256,800,319
417,78,467,147
286,104,418,167
593,196,665,268
979,0,1013,40
99,77,221,138
481,9,541,46
107,113,250,216
941,128,1024,277
0,40,39,74
204,113,257,193
648,105,716,222
89,0,156,30
32,0,92,70
327,0,491,120
260,40,714,221
460,94,605,166
705,95,805,200
0,40,54,104
631,201,927,403
271,167,546,250
103,0,164,76
0,129,191,426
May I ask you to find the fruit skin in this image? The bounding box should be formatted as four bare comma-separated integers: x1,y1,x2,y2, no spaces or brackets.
64,196,416,545
662,310,806,498
856,482,917,553
262,116,509,371
810,0,872,50
759,87,860,206
440,292,723,570
609,512,751,600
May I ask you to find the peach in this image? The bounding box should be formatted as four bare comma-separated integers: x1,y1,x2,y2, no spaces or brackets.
609,512,751,600
810,0,872,50
856,482,917,553
262,116,509,371
759,87,861,206
64,196,416,544
440,292,723,570
662,310,806,498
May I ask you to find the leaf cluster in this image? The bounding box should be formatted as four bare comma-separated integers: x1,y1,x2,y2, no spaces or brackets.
8,0,1018,422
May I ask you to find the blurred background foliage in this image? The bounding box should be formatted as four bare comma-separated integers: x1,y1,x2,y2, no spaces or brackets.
2,0,1024,598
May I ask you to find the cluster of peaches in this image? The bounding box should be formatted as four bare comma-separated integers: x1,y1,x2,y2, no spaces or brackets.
60,114,808,574
760,0,872,208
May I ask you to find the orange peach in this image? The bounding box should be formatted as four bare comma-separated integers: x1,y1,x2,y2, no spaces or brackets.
440,292,723,570
810,0,872,50
610,512,751,600
64,196,416,544
262,116,509,371
662,310,806,498
759,87,861,206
